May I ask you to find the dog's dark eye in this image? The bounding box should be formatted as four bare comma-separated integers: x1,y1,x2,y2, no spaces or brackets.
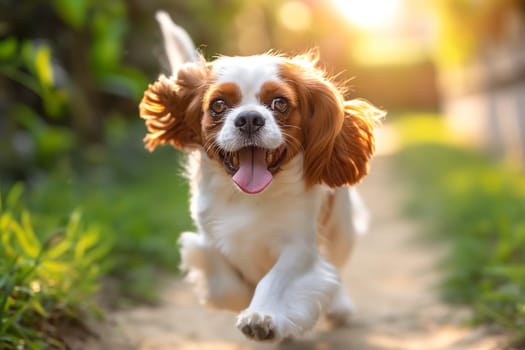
210,99,228,116
270,97,288,114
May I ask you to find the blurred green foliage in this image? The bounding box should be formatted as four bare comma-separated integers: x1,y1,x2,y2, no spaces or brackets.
395,116,525,344
5,0,524,346
0,0,143,179
0,0,242,181
0,122,193,348
0,185,109,349
0,0,239,345
22,122,193,304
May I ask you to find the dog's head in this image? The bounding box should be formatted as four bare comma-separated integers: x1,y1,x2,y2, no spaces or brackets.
139,52,384,194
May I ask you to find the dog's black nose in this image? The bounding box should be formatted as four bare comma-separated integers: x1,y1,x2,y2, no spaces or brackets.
234,111,265,134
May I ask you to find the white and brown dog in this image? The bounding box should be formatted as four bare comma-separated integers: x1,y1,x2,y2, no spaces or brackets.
140,12,384,342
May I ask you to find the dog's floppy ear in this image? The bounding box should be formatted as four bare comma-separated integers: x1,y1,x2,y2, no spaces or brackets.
314,98,383,187
139,62,210,151
301,81,382,187
281,55,384,187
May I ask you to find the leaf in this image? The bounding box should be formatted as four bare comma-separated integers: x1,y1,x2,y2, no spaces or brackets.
65,210,81,239
90,11,126,72
20,40,34,70
34,45,54,87
74,228,100,260
45,237,71,260
5,183,24,210
30,299,48,318
21,211,39,249
41,261,69,274
0,37,17,61
0,258,18,322
35,125,75,157
10,215,41,258
52,0,88,29
0,214,17,258
12,104,43,135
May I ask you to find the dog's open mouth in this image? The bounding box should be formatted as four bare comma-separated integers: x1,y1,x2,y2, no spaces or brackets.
219,145,287,194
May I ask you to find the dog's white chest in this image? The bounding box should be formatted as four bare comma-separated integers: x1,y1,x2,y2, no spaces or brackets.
198,191,307,283
189,153,324,284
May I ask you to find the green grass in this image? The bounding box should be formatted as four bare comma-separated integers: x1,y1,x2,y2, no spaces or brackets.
0,184,109,349
393,115,525,343
1,119,193,348
23,119,193,303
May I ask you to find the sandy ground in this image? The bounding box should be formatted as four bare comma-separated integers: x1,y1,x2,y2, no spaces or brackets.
83,145,507,350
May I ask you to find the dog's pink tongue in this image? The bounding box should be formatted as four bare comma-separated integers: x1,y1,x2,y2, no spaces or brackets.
232,147,272,194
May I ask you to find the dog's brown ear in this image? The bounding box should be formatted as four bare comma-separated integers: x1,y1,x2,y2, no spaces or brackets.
280,55,384,187
139,63,209,151
317,99,383,187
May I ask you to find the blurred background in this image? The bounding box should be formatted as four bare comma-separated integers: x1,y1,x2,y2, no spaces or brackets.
2,0,525,176
1,0,524,348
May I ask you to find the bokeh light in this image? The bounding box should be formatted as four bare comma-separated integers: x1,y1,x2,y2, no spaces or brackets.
278,1,312,32
332,0,403,31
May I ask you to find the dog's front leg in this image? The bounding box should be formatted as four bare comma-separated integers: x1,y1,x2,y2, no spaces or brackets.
236,243,339,341
179,232,253,311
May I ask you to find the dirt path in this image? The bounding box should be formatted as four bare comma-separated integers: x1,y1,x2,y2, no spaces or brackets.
84,141,505,350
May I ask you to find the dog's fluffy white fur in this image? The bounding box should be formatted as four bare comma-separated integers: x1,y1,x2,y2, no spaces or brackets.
140,12,383,342
181,152,366,340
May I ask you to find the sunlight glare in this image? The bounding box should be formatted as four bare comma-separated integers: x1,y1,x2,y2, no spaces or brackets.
279,1,312,31
333,0,402,30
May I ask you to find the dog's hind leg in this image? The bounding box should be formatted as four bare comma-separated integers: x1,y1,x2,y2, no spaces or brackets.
318,187,369,325
179,232,253,312
319,187,369,268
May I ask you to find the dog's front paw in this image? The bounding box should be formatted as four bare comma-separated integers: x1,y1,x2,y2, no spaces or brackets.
236,310,276,341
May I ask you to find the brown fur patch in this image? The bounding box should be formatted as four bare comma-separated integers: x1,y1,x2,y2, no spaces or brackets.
279,56,383,188
201,82,242,160
139,62,211,151
203,82,242,108
258,81,297,108
258,81,303,165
